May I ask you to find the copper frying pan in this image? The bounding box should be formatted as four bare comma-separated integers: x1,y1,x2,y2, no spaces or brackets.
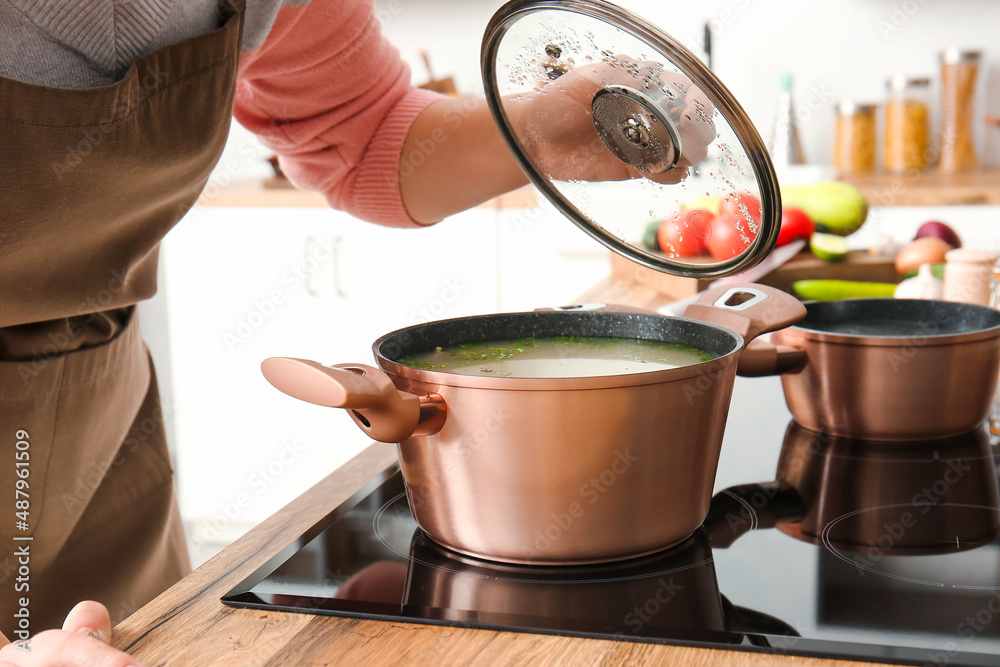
747,298,1000,441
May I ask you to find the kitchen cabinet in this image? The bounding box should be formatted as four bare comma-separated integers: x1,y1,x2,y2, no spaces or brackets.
153,204,501,556
197,179,611,311
494,203,610,312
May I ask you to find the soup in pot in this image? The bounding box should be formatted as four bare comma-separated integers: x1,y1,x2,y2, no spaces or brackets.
397,336,716,378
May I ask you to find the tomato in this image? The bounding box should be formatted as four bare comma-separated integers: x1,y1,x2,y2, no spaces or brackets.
776,207,815,247
656,209,713,257
706,213,757,261
719,191,762,227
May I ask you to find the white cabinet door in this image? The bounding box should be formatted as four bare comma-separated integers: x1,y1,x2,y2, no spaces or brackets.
495,203,610,312
319,207,501,347
156,205,500,547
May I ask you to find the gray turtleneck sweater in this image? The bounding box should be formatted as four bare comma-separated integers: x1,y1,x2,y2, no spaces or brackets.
0,0,308,88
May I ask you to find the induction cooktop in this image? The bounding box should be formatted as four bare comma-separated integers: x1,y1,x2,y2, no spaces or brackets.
223,378,1000,666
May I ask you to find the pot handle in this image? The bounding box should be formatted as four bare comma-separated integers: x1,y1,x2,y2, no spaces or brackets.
682,283,806,346
736,338,807,377
261,358,426,443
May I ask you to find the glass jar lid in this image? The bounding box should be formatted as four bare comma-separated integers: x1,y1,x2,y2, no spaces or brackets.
941,48,982,65
481,0,780,278
836,100,878,116
886,75,931,91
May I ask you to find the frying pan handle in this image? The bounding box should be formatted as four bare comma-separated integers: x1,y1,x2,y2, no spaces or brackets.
683,283,806,345
261,358,440,443
703,481,804,549
721,596,801,639
736,338,807,377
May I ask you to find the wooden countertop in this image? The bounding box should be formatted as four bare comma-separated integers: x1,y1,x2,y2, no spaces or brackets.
841,167,1000,206
111,443,883,667
201,168,1000,209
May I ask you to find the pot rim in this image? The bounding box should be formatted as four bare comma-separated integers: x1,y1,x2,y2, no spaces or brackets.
372,310,744,390
775,325,1000,348
773,298,1000,348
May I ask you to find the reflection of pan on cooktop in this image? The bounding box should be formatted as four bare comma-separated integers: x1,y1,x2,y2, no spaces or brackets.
402,528,798,645
706,421,1000,554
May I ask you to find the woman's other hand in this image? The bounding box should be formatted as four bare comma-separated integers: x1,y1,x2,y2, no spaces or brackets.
0,601,144,667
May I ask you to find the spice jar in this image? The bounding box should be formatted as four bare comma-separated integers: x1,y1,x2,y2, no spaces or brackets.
943,248,998,305
883,76,930,172
832,101,877,173
939,49,981,171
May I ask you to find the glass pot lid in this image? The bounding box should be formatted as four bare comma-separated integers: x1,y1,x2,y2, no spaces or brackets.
481,0,780,278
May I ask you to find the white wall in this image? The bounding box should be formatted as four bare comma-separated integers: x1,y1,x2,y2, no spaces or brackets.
218,0,998,186
373,0,999,168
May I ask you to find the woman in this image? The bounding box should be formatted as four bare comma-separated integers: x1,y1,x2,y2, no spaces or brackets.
0,0,709,663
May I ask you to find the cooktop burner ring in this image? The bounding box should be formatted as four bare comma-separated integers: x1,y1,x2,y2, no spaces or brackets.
820,502,1000,589
372,491,484,578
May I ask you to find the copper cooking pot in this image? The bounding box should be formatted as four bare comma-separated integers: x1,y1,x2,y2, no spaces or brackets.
262,283,805,565
748,298,1000,441
706,420,1000,554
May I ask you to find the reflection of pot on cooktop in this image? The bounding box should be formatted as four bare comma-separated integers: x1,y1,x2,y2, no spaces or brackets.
401,528,798,644
706,421,1000,554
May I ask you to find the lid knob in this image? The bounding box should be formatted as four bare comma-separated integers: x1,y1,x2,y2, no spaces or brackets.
591,84,682,174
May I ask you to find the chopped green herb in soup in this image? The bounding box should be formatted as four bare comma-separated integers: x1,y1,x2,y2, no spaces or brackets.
397,336,716,378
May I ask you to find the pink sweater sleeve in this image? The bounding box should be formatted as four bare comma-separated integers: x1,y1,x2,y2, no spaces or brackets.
234,0,444,227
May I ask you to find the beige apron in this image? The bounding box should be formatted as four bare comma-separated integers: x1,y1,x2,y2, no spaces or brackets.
0,0,245,635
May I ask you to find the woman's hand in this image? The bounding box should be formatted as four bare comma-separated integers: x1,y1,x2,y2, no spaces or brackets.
0,601,144,667
505,57,717,185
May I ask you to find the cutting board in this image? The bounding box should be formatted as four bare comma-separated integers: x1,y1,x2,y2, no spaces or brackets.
609,250,898,300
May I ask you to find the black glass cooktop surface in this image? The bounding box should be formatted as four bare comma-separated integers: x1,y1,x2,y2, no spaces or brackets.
223,378,1000,666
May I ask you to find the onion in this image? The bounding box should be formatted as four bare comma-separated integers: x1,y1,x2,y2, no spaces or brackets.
915,221,961,249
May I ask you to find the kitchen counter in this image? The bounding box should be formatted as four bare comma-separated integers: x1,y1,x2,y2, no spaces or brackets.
111,442,882,666
842,167,1000,207
200,168,1000,209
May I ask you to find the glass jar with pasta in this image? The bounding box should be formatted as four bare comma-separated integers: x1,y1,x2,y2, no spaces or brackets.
883,76,930,172
832,101,877,174
939,49,981,171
